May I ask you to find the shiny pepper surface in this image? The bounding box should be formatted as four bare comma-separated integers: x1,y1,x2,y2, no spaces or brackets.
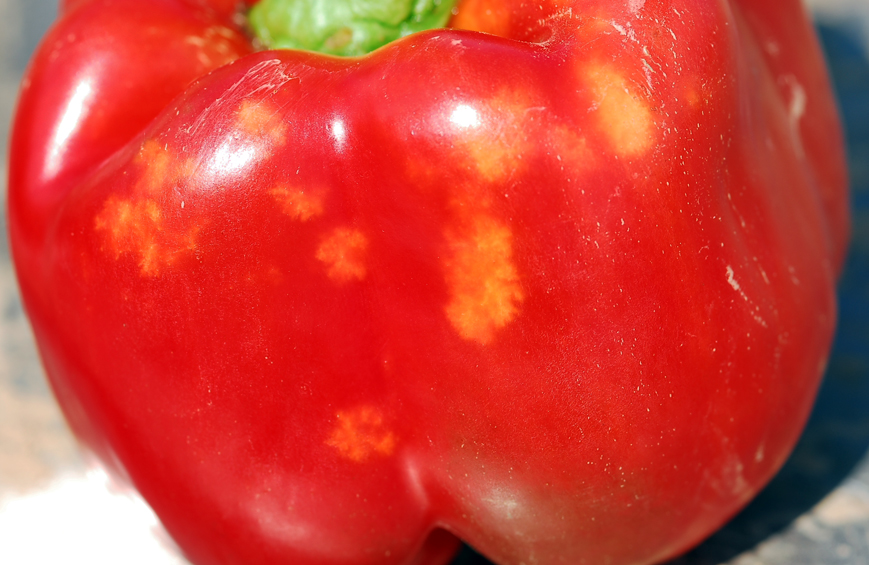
7,0,849,564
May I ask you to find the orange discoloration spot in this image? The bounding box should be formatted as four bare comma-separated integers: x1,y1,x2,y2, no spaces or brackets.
237,99,287,144
95,141,200,277
457,90,534,183
134,140,175,195
551,125,594,171
685,87,703,110
316,227,368,282
450,0,511,37
584,63,654,158
95,196,199,277
326,406,396,462
445,213,523,344
270,186,324,221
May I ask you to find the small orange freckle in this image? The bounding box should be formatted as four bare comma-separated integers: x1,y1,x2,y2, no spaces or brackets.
237,99,287,144
444,213,523,344
316,227,368,282
178,158,199,179
685,88,702,109
135,139,166,166
326,406,396,462
551,126,593,171
584,63,654,157
270,186,324,221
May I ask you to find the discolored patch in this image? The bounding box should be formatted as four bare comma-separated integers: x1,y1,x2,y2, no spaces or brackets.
134,140,174,195
270,186,324,221
454,90,535,183
316,227,368,282
685,87,702,109
95,197,200,277
236,99,288,145
95,142,200,277
444,213,524,344
584,63,655,158
326,406,396,462
550,125,594,172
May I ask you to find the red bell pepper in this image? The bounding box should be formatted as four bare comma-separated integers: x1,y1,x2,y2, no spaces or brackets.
8,0,848,564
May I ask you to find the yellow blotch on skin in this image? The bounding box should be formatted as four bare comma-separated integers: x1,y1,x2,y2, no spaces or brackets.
457,90,534,184
237,99,288,145
95,196,199,277
270,186,324,221
444,214,524,344
95,142,199,277
316,227,368,282
326,406,396,462
584,63,654,158
685,87,705,110
134,140,174,195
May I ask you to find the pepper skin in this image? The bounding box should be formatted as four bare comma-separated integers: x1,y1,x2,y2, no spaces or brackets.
7,0,848,564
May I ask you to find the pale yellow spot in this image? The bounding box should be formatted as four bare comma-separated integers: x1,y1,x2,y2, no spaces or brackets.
444,214,523,344
316,227,368,282
584,63,654,157
270,186,324,221
456,90,534,183
134,140,173,195
95,141,199,277
685,87,704,110
237,99,287,144
326,406,396,462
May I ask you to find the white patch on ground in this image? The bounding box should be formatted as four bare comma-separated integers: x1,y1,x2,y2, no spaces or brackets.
0,468,187,564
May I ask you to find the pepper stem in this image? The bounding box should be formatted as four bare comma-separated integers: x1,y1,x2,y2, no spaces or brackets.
248,0,458,56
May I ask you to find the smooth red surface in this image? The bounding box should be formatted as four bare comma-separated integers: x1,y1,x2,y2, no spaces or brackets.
8,0,848,564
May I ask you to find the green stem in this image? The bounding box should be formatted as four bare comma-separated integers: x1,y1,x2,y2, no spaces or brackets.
248,0,458,56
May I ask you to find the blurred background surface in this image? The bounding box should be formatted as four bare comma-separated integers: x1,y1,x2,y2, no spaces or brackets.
1,1,868,564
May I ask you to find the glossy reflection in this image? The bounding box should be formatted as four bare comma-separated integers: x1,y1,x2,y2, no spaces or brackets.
330,117,347,151
450,103,481,129
209,139,259,179
45,79,93,179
